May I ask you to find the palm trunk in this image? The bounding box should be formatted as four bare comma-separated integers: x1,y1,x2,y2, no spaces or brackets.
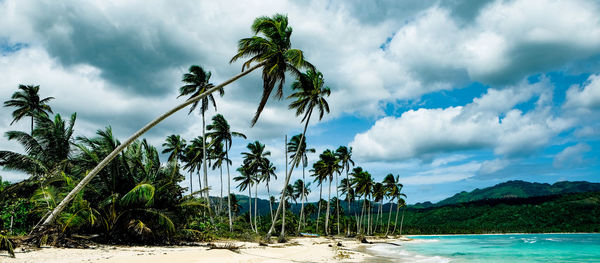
189,171,193,195
202,111,211,215
377,201,383,233
392,199,400,234
345,169,350,236
297,167,305,233
218,165,223,214
280,134,288,239
267,183,273,223
359,197,365,234
31,116,34,136
267,109,313,238
40,62,264,228
226,144,233,231
248,187,254,231
316,184,322,233
254,183,258,233
336,172,340,236
325,177,331,236
399,206,405,236
385,199,394,236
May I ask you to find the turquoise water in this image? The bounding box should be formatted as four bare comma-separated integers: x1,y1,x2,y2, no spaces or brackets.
369,234,600,262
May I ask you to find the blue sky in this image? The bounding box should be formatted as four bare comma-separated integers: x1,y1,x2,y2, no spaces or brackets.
0,0,599,204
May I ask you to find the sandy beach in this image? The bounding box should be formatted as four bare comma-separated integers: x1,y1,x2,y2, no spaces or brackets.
0,237,401,263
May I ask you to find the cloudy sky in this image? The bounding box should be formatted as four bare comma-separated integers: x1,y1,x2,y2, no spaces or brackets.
1,0,599,203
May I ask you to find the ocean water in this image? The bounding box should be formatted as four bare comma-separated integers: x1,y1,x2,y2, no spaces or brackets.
368,234,600,262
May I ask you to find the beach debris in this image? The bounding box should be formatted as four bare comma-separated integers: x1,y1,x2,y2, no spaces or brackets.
207,242,241,252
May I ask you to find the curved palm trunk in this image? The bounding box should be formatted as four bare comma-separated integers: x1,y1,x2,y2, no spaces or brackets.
325,177,331,236
336,172,340,236
40,62,264,229
281,195,286,238
267,108,313,238
226,145,233,231
297,167,305,233
385,200,394,236
316,184,322,233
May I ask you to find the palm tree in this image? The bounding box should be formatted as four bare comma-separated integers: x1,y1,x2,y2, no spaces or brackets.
41,14,312,228
312,150,339,235
4,84,54,135
161,135,186,172
391,179,406,235
372,182,385,233
234,166,255,232
310,160,327,234
183,137,205,195
383,174,396,236
287,134,315,233
241,141,270,232
335,146,354,235
178,65,221,208
292,179,311,232
267,69,331,238
259,159,277,222
209,142,230,214
206,114,246,231
339,178,357,235
351,167,373,234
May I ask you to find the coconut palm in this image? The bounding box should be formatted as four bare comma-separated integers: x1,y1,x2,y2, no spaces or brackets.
312,150,339,235
209,142,230,214
183,137,205,196
287,134,315,232
383,174,396,236
391,178,406,235
335,146,354,235
0,113,76,180
234,166,255,232
351,167,374,234
4,84,54,135
161,135,186,172
259,159,277,222
41,14,312,228
292,179,311,232
206,114,246,231
178,65,221,208
310,160,327,233
267,69,331,237
339,178,357,234
372,182,385,233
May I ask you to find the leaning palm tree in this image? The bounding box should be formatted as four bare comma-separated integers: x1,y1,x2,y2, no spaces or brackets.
206,114,246,231
391,179,406,235
287,134,315,233
178,65,221,207
335,146,354,235
40,14,312,229
234,165,255,232
4,84,54,135
267,69,330,238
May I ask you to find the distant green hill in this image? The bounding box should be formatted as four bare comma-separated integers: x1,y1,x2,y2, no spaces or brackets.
402,191,600,234
434,180,600,206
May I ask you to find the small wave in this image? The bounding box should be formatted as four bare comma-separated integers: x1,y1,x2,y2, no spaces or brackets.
520,238,537,244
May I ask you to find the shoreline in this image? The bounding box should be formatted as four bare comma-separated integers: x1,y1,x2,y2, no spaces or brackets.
1,236,392,263
405,232,600,237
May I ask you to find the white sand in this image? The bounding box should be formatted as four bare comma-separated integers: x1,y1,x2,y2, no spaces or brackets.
1,237,382,263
